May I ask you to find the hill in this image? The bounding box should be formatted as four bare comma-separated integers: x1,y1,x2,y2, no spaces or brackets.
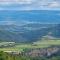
0,23,59,42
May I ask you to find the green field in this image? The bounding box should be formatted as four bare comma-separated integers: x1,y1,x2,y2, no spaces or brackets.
0,40,60,52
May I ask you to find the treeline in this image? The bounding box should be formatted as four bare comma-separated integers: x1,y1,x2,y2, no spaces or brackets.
0,51,60,60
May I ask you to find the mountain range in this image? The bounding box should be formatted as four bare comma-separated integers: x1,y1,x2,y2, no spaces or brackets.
0,22,60,42
0,10,60,42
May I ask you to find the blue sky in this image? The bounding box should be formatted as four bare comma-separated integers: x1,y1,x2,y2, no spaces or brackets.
0,0,60,10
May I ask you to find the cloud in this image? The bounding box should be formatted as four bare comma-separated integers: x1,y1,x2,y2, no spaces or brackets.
0,0,32,10
34,0,60,8
0,0,60,10
34,0,60,10
0,0,32,4
47,1,60,8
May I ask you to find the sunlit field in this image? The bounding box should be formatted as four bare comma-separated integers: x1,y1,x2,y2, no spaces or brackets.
0,40,60,52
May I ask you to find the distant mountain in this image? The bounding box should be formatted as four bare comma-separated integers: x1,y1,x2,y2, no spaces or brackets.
0,23,60,42
0,10,60,23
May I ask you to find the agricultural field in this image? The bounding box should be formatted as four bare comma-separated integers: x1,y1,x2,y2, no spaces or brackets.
0,40,60,52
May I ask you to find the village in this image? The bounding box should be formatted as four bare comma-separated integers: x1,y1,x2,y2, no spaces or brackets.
4,45,60,58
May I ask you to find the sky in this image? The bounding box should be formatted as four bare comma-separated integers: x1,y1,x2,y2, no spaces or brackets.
0,0,60,24
0,0,60,10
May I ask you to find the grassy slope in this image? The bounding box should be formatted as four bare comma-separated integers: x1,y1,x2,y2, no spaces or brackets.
0,40,60,51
